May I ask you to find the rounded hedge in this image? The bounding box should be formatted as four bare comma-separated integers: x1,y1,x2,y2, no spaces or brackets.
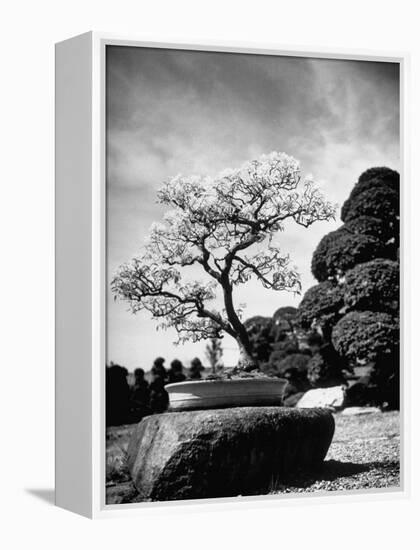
273,306,298,324
298,281,344,333
358,167,399,188
271,306,298,334
311,230,388,282
274,352,310,375
343,259,399,313
341,186,399,225
340,215,396,243
341,167,399,222
331,310,399,363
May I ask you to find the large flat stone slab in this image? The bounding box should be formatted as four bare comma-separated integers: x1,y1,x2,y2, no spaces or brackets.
126,407,335,501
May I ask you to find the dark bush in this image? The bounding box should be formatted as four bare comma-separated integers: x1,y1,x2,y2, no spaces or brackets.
167,359,187,384
298,281,344,337
345,378,380,407
244,316,275,363
149,375,169,413
129,368,151,422
106,364,130,426
369,351,400,409
306,330,325,349
306,344,347,388
311,229,388,282
281,360,312,405
272,306,298,331
273,352,310,376
188,357,205,379
151,356,168,382
343,259,399,313
331,310,399,364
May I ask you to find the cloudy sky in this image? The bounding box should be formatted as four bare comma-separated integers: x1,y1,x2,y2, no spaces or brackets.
106,45,399,371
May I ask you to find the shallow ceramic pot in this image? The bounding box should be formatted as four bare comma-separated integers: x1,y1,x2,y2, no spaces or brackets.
166,378,287,411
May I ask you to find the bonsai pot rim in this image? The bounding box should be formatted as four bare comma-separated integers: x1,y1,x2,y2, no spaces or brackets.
166,377,287,411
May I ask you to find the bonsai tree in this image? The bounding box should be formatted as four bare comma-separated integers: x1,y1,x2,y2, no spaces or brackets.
205,337,224,374
112,152,336,371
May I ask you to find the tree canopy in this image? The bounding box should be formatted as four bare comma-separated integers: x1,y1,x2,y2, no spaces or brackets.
112,151,336,369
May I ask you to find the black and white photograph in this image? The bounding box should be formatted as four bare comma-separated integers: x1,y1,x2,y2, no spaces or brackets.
105,45,400,505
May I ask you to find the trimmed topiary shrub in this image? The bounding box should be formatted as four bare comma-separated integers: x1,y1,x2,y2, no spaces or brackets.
340,215,396,244
356,166,399,189
341,186,399,227
300,167,400,404
311,230,388,282
341,167,399,222
343,259,399,313
331,310,399,364
272,306,298,327
298,281,344,338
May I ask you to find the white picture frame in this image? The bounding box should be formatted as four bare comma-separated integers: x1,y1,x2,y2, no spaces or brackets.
55,31,409,519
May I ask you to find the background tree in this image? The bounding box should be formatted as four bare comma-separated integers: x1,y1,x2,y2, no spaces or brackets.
112,152,336,371
244,316,276,364
167,359,187,384
297,166,400,406
205,338,224,374
106,363,130,426
188,357,205,380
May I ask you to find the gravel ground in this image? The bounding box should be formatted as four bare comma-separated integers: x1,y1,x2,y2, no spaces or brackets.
106,409,400,504
271,410,400,494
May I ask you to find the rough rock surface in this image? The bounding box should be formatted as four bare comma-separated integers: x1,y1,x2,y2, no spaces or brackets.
296,386,346,410
126,407,335,501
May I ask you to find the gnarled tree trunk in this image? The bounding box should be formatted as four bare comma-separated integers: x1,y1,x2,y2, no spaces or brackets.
237,341,258,371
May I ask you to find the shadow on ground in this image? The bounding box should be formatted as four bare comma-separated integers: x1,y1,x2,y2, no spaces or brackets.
270,459,400,493
25,488,55,505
